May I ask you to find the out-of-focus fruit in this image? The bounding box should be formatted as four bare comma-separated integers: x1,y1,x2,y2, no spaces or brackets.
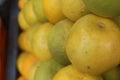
18,0,28,10
18,23,41,52
83,0,120,17
53,65,103,80
18,11,30,31
23,0,39,25
30,59,63,80
32,23,53,62
43,0,65,24
61,0,89,21
66,14,120,75
22,53,37,79
17,52,29,75
18,32,30,52
29,61,42,80
103,66,120,80
113,16,120,27
32,0,48,23
17,76,26,80
48,19,73,65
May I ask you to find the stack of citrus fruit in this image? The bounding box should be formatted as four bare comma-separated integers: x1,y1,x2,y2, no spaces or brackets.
17,0,120,80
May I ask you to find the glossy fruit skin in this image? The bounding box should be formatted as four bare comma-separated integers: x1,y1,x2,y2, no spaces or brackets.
83,0,120,17
66,14,120,75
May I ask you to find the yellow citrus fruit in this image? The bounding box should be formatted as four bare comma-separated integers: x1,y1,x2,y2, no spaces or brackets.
43,0,65,24
32,23,53,62
18,11,30,31
22,53,37,79
32,0,48,23
53,65,103,80
23,0,39,25
18,32,31,52
66,14,120,75
17,52,29,75
18,0,28,10
61,0,89,21
28,61,42,80
18,23,41,52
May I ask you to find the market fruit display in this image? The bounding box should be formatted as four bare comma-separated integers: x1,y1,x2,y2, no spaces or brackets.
17,0,120,80
48,19,73,65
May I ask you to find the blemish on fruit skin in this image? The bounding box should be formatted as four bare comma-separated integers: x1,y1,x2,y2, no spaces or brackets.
97,22,105,29
87,66,90,69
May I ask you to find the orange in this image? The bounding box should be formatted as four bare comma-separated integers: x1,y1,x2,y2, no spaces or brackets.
43,0,65,24
17,52,29,75
18,0,28,10
22,53,37,79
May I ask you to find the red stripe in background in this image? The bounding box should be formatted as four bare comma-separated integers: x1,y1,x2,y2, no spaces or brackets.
0,17,6,80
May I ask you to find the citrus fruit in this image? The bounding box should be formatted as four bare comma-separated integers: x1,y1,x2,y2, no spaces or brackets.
18,0,29,10
22,53,37,79
17,52,29,75
53,65,103,80
48,19,73,65
103,66,120,80
32,23,53,62
18,32,31,52
32,0,48,23
43,0,65,24
83,0,120,17
18,11,30,31
23,0,39,25
30,59,63,80
61,0,89,21
66,14,120,75
29,61,42,80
